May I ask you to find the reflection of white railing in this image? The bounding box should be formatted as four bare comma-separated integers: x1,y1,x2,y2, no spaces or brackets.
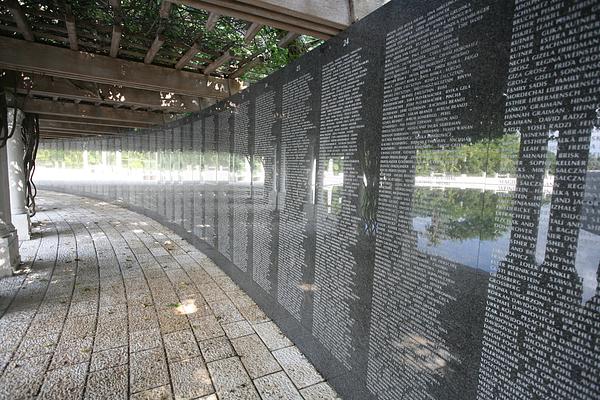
36,166,254,183
414,174,555,194
37,167,560,194
323,171,343,187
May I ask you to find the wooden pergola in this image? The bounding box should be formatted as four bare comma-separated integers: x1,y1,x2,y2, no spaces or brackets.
0,0,384,139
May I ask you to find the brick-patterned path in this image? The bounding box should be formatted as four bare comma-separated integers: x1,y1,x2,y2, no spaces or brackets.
0,191,339,400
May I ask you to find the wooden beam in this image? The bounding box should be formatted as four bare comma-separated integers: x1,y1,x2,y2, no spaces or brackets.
237,0,350,29
110,0,123,59
4,73,203,112
40,122,124,135
159,0,173,18
144,34,165,64
40,129,110,137
19,98,172,125
110,24,122,57
229,55,263,79
40,132,88,139
205,12,220,30
40,128,123,137
278,32,299,48
244,22,262,43
38,115,149,129
40,132,81,139
4,0,34,41
169,0,339,39
65,14,78,51
203,51,232,75
175,42,201,70
0,37,235,98
149,1,171,65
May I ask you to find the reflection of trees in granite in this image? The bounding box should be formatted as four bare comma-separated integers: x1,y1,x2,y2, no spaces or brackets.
416,134,521,177
368,0,504,390
477,127,600,399
370,141,489,399
413,188,503,242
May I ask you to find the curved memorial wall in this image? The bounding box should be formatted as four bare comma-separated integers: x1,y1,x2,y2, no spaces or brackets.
37,0,600,398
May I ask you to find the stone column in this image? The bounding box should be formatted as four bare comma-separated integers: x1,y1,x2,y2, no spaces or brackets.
0,118,20,277
6,108,30,240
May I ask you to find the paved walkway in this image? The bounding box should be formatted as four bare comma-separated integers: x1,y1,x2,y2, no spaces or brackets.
0,191,338,400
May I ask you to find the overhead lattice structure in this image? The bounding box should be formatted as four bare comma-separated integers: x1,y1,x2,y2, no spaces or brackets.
0,0,386,139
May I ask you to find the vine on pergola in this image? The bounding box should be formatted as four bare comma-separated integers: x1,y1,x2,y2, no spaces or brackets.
2,0,323,83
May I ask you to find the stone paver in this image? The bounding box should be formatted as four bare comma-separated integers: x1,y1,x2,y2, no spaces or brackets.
253,321,293,351
300,382,341,399
254,371,303,400
0,191,336,399
130,347,169,393
85,365,128,400
90,346,128,372
199,336,236,363
170,356,214,399
207,357,260,400
232,334,282,379
163,329,201,363
131,385,172,400
38,362,88,400
222,320,254,339
272,346,324,389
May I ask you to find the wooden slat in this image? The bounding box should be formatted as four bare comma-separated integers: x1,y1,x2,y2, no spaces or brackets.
40,129,110,137
108,0,122,60
65,14,78,51
144,34,166,64
40,122,124,135
203,50,232,75
175,42,201,70
159,0,173,18
278,31,299,48
38,115,149,129
244,22,262,43
110,24,122,57
19,98,172,125
205,12,220,30
3,72,204,112
229,55,263,79
0,37,237,98
4,0,34,41
40,131,90,138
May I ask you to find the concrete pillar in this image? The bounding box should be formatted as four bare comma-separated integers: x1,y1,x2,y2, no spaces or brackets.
6,108,30,241
0,120,20,277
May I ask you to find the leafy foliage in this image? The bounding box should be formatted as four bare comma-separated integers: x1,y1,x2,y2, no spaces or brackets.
10,1,322,82
415,133,523,176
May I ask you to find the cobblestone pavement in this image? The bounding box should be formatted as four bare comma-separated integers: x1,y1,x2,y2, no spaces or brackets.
0,191,339,400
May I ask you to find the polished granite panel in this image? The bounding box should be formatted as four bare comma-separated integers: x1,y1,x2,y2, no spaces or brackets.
36,0,600,398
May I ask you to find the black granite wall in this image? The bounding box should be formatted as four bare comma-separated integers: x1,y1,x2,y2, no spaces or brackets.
37,0,600,398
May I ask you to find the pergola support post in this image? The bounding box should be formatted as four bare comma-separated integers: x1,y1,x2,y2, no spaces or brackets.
0,117,20,277
6,108,30,241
